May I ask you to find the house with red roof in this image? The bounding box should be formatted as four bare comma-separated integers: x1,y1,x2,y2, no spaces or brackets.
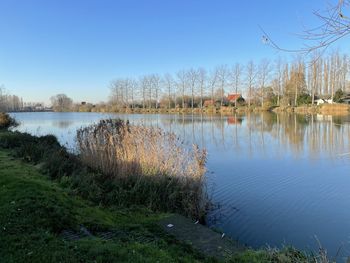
227,93,242,103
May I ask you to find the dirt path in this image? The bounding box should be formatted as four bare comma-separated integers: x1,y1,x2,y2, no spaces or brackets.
158,214,245,260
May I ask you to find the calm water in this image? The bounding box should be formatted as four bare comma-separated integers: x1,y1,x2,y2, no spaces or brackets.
10,112,350,261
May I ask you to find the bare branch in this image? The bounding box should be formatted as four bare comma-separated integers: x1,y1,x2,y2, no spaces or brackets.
262,0,350,55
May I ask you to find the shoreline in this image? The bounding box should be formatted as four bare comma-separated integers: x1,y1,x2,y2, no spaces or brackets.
12,103,349,116
0,125,328,262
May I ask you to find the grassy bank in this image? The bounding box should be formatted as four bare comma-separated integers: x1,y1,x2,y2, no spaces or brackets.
0,132,314,262
0,147,214,262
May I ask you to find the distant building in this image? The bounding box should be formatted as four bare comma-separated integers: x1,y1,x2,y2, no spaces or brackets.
81,102,87,105
315,97,333,105
22,103,52,112
227,94,242,102
34,104,44,111
315,99,326,105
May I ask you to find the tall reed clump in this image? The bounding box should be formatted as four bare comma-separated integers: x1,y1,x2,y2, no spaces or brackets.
77,119,208,219
0,112,17,129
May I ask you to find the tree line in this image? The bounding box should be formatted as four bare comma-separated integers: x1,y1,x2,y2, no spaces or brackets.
108,51,349,110
0,86,24,112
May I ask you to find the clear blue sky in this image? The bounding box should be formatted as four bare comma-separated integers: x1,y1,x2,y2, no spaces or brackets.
0,0,348,104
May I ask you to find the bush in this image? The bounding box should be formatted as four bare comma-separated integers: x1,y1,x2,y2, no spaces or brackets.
297,93,312,106
0,112,17,129
333,89,344,103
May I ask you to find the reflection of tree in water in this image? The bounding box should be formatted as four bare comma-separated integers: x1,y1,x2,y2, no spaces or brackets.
274,113,307,154
52,120,75,129
157,112,350,159
252,113,350,158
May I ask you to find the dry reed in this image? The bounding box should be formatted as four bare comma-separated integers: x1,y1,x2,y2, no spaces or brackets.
76,119,208,219
0,112,17,129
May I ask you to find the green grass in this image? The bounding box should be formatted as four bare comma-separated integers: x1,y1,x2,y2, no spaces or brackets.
0,150,214,263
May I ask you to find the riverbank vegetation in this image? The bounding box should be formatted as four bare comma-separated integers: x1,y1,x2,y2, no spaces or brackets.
0,134,317,263
77,119,208,219
0,113,336,262
0,149,213,263
0,121,208,219
0,112,17,129
0,115,213,262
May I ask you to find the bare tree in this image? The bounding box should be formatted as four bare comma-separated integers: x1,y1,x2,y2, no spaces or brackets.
50,94,73,112
216,65,229,106
273,58,284,106
258,59,271,107
150,74,161,109
309,53,322,104
176,70,186,108
128,78,136,109
197,68,207,109
340,54,349,90
147,76,153,109
187,69,198,110
110,79,123,107
284,59,306,106
246,61,257,107
163,73,174,109
0,85,6,111
139,76,149,110
231,63,243,105
282,63,289,97
209,69,218,104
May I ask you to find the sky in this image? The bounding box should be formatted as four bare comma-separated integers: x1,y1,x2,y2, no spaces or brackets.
0,0,349,104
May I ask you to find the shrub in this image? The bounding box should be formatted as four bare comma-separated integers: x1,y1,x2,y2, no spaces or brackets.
297,93,312,106
0,112,17,129
333,89,344,103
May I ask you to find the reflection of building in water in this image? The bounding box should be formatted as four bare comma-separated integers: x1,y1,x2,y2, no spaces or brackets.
227,116,242,125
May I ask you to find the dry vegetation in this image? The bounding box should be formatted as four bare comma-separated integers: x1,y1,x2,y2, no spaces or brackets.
77,119,208,219
0,112,17,129
318,103,350,115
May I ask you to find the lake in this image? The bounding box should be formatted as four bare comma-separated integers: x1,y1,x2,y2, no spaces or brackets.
9,112,350,261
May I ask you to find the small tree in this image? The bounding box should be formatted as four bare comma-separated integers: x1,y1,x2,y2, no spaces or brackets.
334,89,344,102
50,94,73,112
